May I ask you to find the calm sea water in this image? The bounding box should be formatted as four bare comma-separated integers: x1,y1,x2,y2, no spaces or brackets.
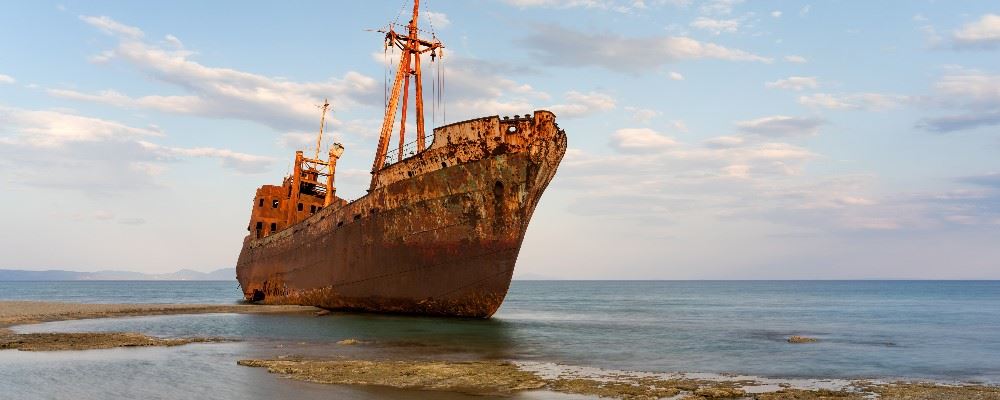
2,280,999,398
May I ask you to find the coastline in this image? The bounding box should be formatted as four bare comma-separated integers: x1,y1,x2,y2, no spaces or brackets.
0,301,317,351
2,301,999,399
0,301,318,328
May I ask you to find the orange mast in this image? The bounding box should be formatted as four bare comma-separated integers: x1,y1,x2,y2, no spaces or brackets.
370,0,443,188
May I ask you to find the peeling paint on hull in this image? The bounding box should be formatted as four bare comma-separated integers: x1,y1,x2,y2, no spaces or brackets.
236,111,567,318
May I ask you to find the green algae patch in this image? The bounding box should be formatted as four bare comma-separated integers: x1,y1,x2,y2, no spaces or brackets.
869,382,1000,400
236,359,545,395
787,336,819,344
238,358,1000,400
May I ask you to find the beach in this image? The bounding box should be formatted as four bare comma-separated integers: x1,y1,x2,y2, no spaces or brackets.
2,296,999,399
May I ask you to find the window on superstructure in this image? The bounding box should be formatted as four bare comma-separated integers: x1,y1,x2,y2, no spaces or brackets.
310,205,316,213
272,199,279,208
297,203,303,211
258,198,263,207
270,223,277,232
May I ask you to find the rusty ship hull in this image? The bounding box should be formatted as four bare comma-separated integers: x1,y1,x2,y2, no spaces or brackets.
236,111,566,318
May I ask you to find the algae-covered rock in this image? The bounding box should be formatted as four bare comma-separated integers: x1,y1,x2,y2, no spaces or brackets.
694,386,746,398
788,336,819,344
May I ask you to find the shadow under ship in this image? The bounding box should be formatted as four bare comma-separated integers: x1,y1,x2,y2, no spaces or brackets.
235,1,567,318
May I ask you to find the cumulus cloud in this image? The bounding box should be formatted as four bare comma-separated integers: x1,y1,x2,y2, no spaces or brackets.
798,93,909,111
519,24,771,73
0,106,273,194
548,91,616,118
690,17,739,34
0,105,161,147
668,71,685,81
610,128,677,153
79,15,143,38
137,141,274,174
765,76,818,91
64,15,380,131
736,115,825,137
952,14,1000,48
423,11,450,29
0,74,14,84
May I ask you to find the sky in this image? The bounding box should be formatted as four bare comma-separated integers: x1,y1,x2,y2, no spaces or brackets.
0,0,998,279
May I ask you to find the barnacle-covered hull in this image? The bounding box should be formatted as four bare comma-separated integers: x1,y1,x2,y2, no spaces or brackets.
236,111,566,317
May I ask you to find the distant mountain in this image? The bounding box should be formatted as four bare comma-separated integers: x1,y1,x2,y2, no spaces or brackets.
0,267,235,281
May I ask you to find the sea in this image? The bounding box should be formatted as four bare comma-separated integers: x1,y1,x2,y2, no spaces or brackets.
1,280,999,399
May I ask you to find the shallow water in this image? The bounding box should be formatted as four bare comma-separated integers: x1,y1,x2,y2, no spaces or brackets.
4,280,1000,383
0,342,587,400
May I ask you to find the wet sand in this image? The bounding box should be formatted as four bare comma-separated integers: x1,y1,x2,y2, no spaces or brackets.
0,301,318,327
0,301,317,351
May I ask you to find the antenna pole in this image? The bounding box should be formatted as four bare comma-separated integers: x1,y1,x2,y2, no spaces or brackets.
315,98,330,161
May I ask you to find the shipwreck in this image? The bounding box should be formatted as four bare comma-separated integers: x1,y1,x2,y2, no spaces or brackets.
235,0,567,318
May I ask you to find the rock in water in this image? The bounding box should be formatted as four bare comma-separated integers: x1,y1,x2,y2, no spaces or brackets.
788,335,819,344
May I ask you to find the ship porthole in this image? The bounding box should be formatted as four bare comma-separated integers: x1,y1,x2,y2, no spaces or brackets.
506,125,517,134
493,181,504,198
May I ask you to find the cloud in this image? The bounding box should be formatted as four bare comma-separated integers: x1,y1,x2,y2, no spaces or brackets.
783,55,807,63
375,51,550,121
519,24,771,73
501,0,689,12
704,135,744,148
798,93,908,111
66,15,380,131
770,11,782,18
736,115,825,137
919,111,1000,133
561,130,828,231
952,14,1000,48
765,76,818,91
919,68,1000,132
0,105,161,147
0,106,273,194
137,141,274,174
624,106,659,123
700,0,743,15
0,74,14,84
79,15,143,38
668,71,685,81
548,91,616,118
933,69,1000,107
959,173,1000,188
690,17,739,34
610,128,677,153
423,11,450,29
